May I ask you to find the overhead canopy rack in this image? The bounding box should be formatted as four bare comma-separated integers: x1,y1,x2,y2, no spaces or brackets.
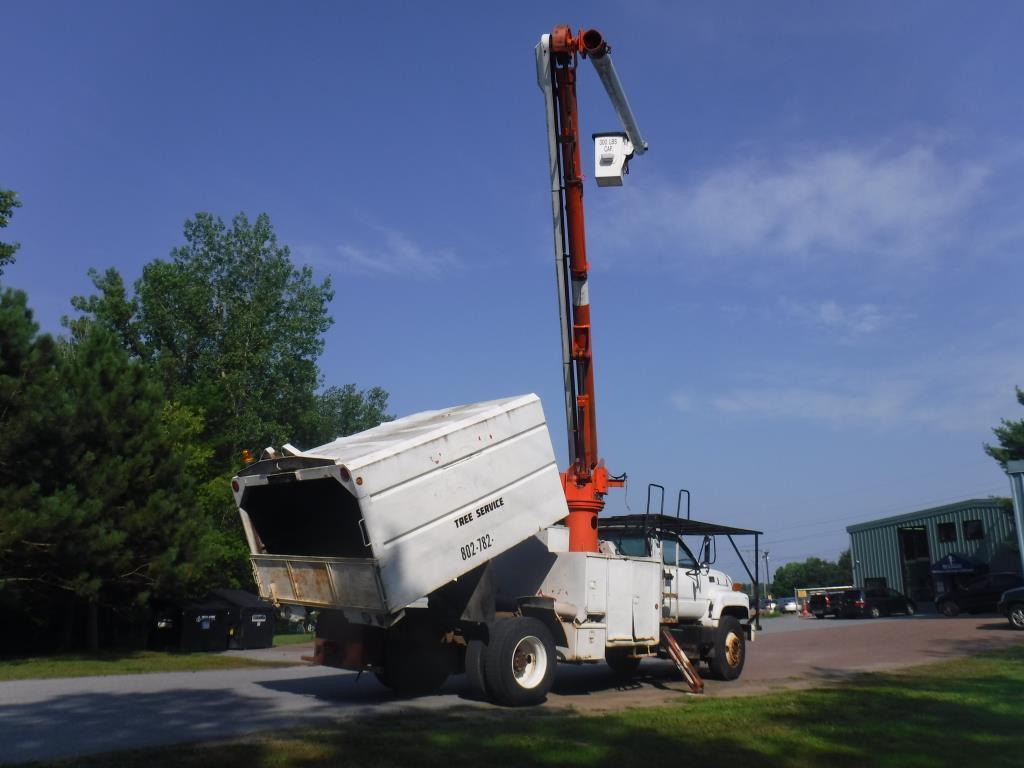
600,515,762,538
599,511,766,630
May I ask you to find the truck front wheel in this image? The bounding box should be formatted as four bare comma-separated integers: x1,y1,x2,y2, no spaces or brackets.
706,616,745,681
484,617,556,706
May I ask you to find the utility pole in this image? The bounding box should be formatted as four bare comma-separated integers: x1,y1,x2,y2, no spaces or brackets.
762,550,771,599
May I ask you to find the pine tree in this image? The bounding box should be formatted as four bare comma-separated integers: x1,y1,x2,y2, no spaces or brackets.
985,388,1024,469
1,289,230,650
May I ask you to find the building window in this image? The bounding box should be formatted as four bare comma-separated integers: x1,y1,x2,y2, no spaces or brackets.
963,519,985,540
938,522,957,543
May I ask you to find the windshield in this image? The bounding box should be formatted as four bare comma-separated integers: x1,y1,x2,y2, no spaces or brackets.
661,536,698,568
599,532,699,567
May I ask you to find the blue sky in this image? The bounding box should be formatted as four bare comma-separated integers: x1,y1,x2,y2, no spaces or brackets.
4,2,1023,575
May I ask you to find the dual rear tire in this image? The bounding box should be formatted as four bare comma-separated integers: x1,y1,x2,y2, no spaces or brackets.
470,616,557,706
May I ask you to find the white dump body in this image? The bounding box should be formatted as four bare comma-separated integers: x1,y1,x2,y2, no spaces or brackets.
232,394,569,619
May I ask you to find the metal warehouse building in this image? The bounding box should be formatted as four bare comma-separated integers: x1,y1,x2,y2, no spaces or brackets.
847,499,1019,603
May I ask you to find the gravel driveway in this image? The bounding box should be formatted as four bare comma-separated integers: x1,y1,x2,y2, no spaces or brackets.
1,614,1020,764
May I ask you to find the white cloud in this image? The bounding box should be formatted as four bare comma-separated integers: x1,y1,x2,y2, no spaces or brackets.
605,143,990,263
712,382,917,426
670,391,694,412
780,298,895,337
707,350,1024,432
304,228,458,277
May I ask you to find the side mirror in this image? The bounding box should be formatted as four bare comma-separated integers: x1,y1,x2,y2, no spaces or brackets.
699,535,711,565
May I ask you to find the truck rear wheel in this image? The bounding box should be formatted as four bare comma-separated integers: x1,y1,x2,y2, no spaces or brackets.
377,618,449,696
463,637,490,699
484,617,556,706
706,616,745,681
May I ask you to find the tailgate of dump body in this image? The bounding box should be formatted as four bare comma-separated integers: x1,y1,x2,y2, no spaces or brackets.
233,394,570,617
250,555,386,611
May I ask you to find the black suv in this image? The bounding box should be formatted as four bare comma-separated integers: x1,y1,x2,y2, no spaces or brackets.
848,587,916,618
996,586,1024,630
936,572,1024,616
810,588,915,619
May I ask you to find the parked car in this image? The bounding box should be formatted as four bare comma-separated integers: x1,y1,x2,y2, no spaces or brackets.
997,586,1024,631
758,598,778,612
809,588,915,619
936,572,1024,616
808,591,844,619
841,588,916,618
778,597,799,613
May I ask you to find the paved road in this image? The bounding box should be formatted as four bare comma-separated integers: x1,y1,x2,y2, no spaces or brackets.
2,614,1021,764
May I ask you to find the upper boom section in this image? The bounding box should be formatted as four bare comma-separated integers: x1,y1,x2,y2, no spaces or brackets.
551,27,648,156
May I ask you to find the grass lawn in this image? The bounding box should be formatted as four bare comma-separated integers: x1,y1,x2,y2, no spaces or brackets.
40,644,1024,768
272,632,314,647
0,650,295,681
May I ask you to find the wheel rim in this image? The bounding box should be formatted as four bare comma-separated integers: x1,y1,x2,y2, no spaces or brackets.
1011,607,1024,628
724,632,743,668
511,635,548,689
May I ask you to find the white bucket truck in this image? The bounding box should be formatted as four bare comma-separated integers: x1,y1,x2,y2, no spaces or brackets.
232,394,754,706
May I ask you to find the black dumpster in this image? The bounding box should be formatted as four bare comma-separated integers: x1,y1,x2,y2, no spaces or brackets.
150,600,231,652
208,589,275,649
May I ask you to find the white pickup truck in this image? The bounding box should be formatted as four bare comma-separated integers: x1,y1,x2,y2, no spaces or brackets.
232,394,755,706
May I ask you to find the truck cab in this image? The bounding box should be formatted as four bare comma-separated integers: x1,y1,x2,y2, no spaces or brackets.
596,515,756,678
600,527,746,624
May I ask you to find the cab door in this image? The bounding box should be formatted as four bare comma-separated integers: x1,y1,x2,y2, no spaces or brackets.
662,535,706,620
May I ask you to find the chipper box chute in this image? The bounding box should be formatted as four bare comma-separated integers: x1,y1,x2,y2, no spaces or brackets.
232,393,569,622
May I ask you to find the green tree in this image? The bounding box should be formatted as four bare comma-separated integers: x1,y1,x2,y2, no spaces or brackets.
70,212,391,586
298,383,392,447
74,212,336,462
770,554,850,597
0,188,22,276
836,549,852,582
0,289,229,650
985,387,1024,469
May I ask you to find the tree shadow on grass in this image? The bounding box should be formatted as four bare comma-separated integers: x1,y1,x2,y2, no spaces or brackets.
10,649,1024,768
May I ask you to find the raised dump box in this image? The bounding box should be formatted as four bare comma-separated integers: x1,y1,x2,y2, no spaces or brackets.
231,394,569,620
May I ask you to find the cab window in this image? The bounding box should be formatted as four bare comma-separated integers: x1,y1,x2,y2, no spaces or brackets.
660,536,698,568
607,535,648,557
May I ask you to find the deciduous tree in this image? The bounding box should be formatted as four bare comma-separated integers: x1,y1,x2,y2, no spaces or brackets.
770,552,851,597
